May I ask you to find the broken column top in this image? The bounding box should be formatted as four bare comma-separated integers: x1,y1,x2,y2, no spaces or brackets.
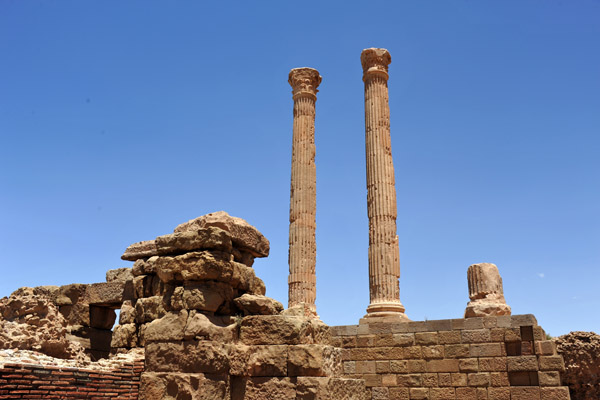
361,48,391,80
465,262,511,318
288,67,322,100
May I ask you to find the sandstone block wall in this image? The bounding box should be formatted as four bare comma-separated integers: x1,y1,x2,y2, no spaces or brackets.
332,315,570,400
0,359,143,399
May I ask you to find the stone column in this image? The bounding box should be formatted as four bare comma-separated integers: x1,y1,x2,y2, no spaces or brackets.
361,48,407,319
464,263,511,317
287,68,321,314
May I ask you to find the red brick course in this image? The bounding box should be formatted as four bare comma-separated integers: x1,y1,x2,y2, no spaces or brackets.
0,360,143,399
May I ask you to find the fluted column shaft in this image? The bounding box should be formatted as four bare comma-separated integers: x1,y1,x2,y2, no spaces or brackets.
288,68,321,310
362,48,407,317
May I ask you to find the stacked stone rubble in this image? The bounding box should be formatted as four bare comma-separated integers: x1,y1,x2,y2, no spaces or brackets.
117,211,367,399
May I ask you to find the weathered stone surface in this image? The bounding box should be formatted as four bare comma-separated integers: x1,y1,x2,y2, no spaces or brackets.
0,287,88,361
144,310,188,342
233,294,283,316
287,67,320,313
231,377,296,400
135,296,166,323
240,315,331,345
155,226,233,256
122,239,158,261
111,323,137,348
183,281,234,312
555,331,600,400
140,372,230,400
184,310,238,342
106,267,133,283
175,211,269,258
132,256,158,276
60,302,90,326
119,300,136,324
153,251,265,295
465,263,511,318
296,377,369,400
230,345,288,377
145,340,230,373
361,48,406,318
84,281,133,305
288,344,342,377
55,283,87,306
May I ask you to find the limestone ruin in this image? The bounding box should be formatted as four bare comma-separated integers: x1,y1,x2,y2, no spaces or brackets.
0,48,582,399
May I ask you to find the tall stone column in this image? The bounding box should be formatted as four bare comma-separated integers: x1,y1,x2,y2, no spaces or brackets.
287,68,321,314
361,48,408,319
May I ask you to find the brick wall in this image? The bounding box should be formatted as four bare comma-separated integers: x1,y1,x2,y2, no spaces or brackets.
0,360,144,399
332,314,571,400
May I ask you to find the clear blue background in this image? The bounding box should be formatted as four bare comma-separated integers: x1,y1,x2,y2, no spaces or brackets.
1,1,598,336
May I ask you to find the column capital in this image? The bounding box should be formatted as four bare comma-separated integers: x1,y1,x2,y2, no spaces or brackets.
361,48,391,81
289,67,322,101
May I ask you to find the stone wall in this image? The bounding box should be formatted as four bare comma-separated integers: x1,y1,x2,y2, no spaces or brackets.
332,315,570,400
0,359,143,399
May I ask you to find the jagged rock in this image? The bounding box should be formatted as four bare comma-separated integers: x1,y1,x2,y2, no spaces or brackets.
135,296,166,323
145,340,230,373
554,331,600,400
233,294,283,316
111,323,137,348
0,287,88,361
230,345,288,377
144,310,188,342
183,310,238,342
240,315,331,345
119,300,136,324
287,345,342,377
132,256,159,276
122,239,158,261
155,227,233,256
231,377,296,400
54,284,88,306
140,372,230,400
152,251,266,295
106,268,133,283
183,281,234,312
174,211,270,258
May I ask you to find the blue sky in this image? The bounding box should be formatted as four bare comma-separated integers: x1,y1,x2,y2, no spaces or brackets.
1,1,598,336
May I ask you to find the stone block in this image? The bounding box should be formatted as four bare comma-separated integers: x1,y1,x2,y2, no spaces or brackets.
155,226,233,256
183,280,234,312
467,373,490,387
538,371,561,386
371,386,389,400
469,343,503,357
461,329,491,343
106,267,133,283
122,240,158,262
231,377,296,400
489,372,509,387
287,344,342,377
110,323,137,348
144,310,188,342
507,355,538,371
145,340,229,373
135,295,166,323
422,345,444,359
415,332,438,345
390,360,408,373
388,387,409,400
539,387,570,400
230,344,288,377
535,340,556,356
395,374,421,387
409,388,429,399
376,360,391,373
538,356,565,372
407,360,426,373
295,376,368,400
233,294,283,316
452,372,468,387
332,325,358,337
445,344,470,358
139,372,229,400
421,373,438,387
455,387,477,399
240,315,329,345
119,300,136,324
84,281,132,305
459,358,479,372
184,310,238,342
356,360,376,374
426,359,459,373
438,373,451,386
438,330,461,344
488,387,510,400
510,314,538,327
430,387,455,399
510,386,541,400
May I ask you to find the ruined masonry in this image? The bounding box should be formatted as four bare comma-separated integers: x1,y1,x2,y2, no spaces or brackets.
0,47,573,400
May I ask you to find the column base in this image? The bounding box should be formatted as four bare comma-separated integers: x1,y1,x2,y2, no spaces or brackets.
363,301,410,322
